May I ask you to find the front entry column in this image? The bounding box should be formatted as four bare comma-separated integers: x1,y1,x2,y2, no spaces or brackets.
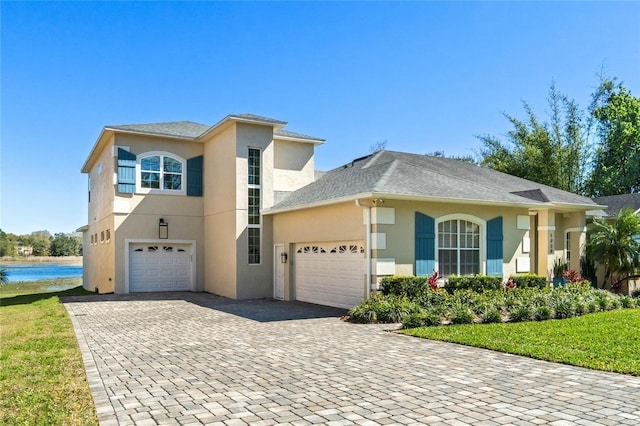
536,209,555,280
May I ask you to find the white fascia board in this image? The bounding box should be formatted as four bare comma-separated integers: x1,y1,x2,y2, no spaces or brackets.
263,193,374,215
81,128,111,173
273,134,325,145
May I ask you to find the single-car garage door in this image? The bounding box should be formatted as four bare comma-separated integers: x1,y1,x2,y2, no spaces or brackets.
129,243,192,292
294,241,365,309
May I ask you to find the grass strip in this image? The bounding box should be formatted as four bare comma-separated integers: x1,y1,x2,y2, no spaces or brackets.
402,308,640,376
0,285,98,425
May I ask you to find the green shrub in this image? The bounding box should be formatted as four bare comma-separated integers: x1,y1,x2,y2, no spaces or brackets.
481,308,503,323
349,293,420,324
631,289,640,299
444,275,502,293
533,305,553,321
449,304,475,324
402,310,442,328
620,296,636,309
510,304,533,322
511,274,548,289
380,275,430,298
553,297,577,319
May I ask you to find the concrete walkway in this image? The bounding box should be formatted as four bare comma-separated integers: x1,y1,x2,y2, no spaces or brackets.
63,293,640,426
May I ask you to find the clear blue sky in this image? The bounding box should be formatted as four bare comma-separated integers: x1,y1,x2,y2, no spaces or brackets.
1,1,639,235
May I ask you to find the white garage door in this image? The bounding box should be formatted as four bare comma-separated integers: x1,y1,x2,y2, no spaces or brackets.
129,243,192,292
294,241,365,309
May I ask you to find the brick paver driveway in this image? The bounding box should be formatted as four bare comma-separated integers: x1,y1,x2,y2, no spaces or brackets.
64,293,640,426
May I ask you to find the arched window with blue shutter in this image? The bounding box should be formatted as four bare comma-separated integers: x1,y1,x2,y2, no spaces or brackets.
415,212,435,276
486,216,503,277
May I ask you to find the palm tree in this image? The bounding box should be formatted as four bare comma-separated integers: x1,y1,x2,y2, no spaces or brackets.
587,208,640,291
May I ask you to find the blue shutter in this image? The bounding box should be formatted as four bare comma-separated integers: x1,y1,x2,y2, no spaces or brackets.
486,216,503,277
117,148,136,193
187,155,203,196
415,212,435,276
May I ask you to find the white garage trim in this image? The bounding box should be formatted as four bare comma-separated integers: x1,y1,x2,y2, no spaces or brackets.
124,239,196,293
294,241,365,309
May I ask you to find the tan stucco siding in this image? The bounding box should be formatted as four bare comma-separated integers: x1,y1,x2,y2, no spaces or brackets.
113,209,204,293
272,202,366,300
273,140,315,193
204,125,236,216
82,215,115,293
234,123,276,297
204,211,237,298
88,134,116,226
114,134,203,162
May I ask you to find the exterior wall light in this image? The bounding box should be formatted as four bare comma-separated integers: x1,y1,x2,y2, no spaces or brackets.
280,251,288,263
159,218,168,239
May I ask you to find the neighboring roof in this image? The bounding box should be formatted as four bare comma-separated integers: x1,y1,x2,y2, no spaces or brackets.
266,150,601,213
105,121,210,139
592,194,640,218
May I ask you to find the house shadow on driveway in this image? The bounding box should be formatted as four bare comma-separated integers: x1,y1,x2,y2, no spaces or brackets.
61,291,348,323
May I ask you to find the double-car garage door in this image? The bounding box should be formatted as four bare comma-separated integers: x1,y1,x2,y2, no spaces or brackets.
129,243,192,292
294,241,365,309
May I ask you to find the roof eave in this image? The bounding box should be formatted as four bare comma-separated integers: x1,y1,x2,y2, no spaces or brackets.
81,128,111,173
274,134,325,145
198,114,288,141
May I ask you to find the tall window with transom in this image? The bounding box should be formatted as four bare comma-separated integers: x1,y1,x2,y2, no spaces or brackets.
438,219,480,276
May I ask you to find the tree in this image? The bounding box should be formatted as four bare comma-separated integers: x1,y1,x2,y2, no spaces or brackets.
27,230,52,256
0,229,15,257
478,83,587,193
50,233,82,256
369,140,388,153
586,208,640,291
585,79,640,196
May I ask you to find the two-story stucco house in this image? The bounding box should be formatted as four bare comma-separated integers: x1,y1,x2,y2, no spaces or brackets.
79,113,601,309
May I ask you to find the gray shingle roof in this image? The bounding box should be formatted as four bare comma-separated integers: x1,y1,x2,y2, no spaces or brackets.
592,194,640,217
269,150,599,212
275,129,325,142
228,113,287,126
106,121,210,139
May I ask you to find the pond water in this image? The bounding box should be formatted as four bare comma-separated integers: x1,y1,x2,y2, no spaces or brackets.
1,264,83,283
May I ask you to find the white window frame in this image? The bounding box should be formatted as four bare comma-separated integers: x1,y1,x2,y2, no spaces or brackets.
136,151,186,195
435,214,486,276
248,147,261,265
565,231,571,269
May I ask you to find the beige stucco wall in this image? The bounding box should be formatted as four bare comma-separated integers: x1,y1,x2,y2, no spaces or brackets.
203,124,238,297
235,123,276,298
271,202,366,300
379,200,533,279
273,139,315,193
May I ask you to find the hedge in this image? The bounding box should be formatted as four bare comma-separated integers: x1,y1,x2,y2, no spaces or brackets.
510,274,548,289
444,275,502,292
380,275,430,298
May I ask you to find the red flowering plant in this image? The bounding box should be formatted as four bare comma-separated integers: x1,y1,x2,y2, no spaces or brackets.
563,269,584,283
428,270,440,290
503,277,517,289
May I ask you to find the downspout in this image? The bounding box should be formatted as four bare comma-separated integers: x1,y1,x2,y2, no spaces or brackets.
355,199,372,299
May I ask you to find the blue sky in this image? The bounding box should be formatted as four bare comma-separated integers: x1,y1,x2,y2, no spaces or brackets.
1,1,639,235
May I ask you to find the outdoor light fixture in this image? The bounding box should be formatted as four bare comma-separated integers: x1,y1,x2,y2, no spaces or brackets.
280,252,288,263
159,218,168,239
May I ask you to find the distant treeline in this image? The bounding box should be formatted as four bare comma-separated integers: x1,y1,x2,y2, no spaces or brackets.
0,229,82,257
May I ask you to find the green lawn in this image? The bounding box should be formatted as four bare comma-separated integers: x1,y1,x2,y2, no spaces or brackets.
0,281,98,425
402,308,640,376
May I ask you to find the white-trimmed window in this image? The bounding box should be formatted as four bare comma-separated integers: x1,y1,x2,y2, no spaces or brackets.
248,148,261,264
137,152,185,194
438,218,481,276
106,229,111,243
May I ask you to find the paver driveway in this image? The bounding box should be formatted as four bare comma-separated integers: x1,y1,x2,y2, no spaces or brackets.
64,293,640,426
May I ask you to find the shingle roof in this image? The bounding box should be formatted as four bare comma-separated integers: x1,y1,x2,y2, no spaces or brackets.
268,150,599,212
106,121,210,139
275,129,325,142
228,113,287,126
592,194,640,217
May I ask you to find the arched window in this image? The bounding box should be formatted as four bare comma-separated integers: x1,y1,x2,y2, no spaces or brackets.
438,219,481,276
138,153,185,193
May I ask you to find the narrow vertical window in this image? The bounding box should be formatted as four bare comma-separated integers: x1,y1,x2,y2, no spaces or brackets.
248,148,261,264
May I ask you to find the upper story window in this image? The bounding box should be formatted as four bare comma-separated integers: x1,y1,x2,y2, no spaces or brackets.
138,153,185,193
248,148,261,264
